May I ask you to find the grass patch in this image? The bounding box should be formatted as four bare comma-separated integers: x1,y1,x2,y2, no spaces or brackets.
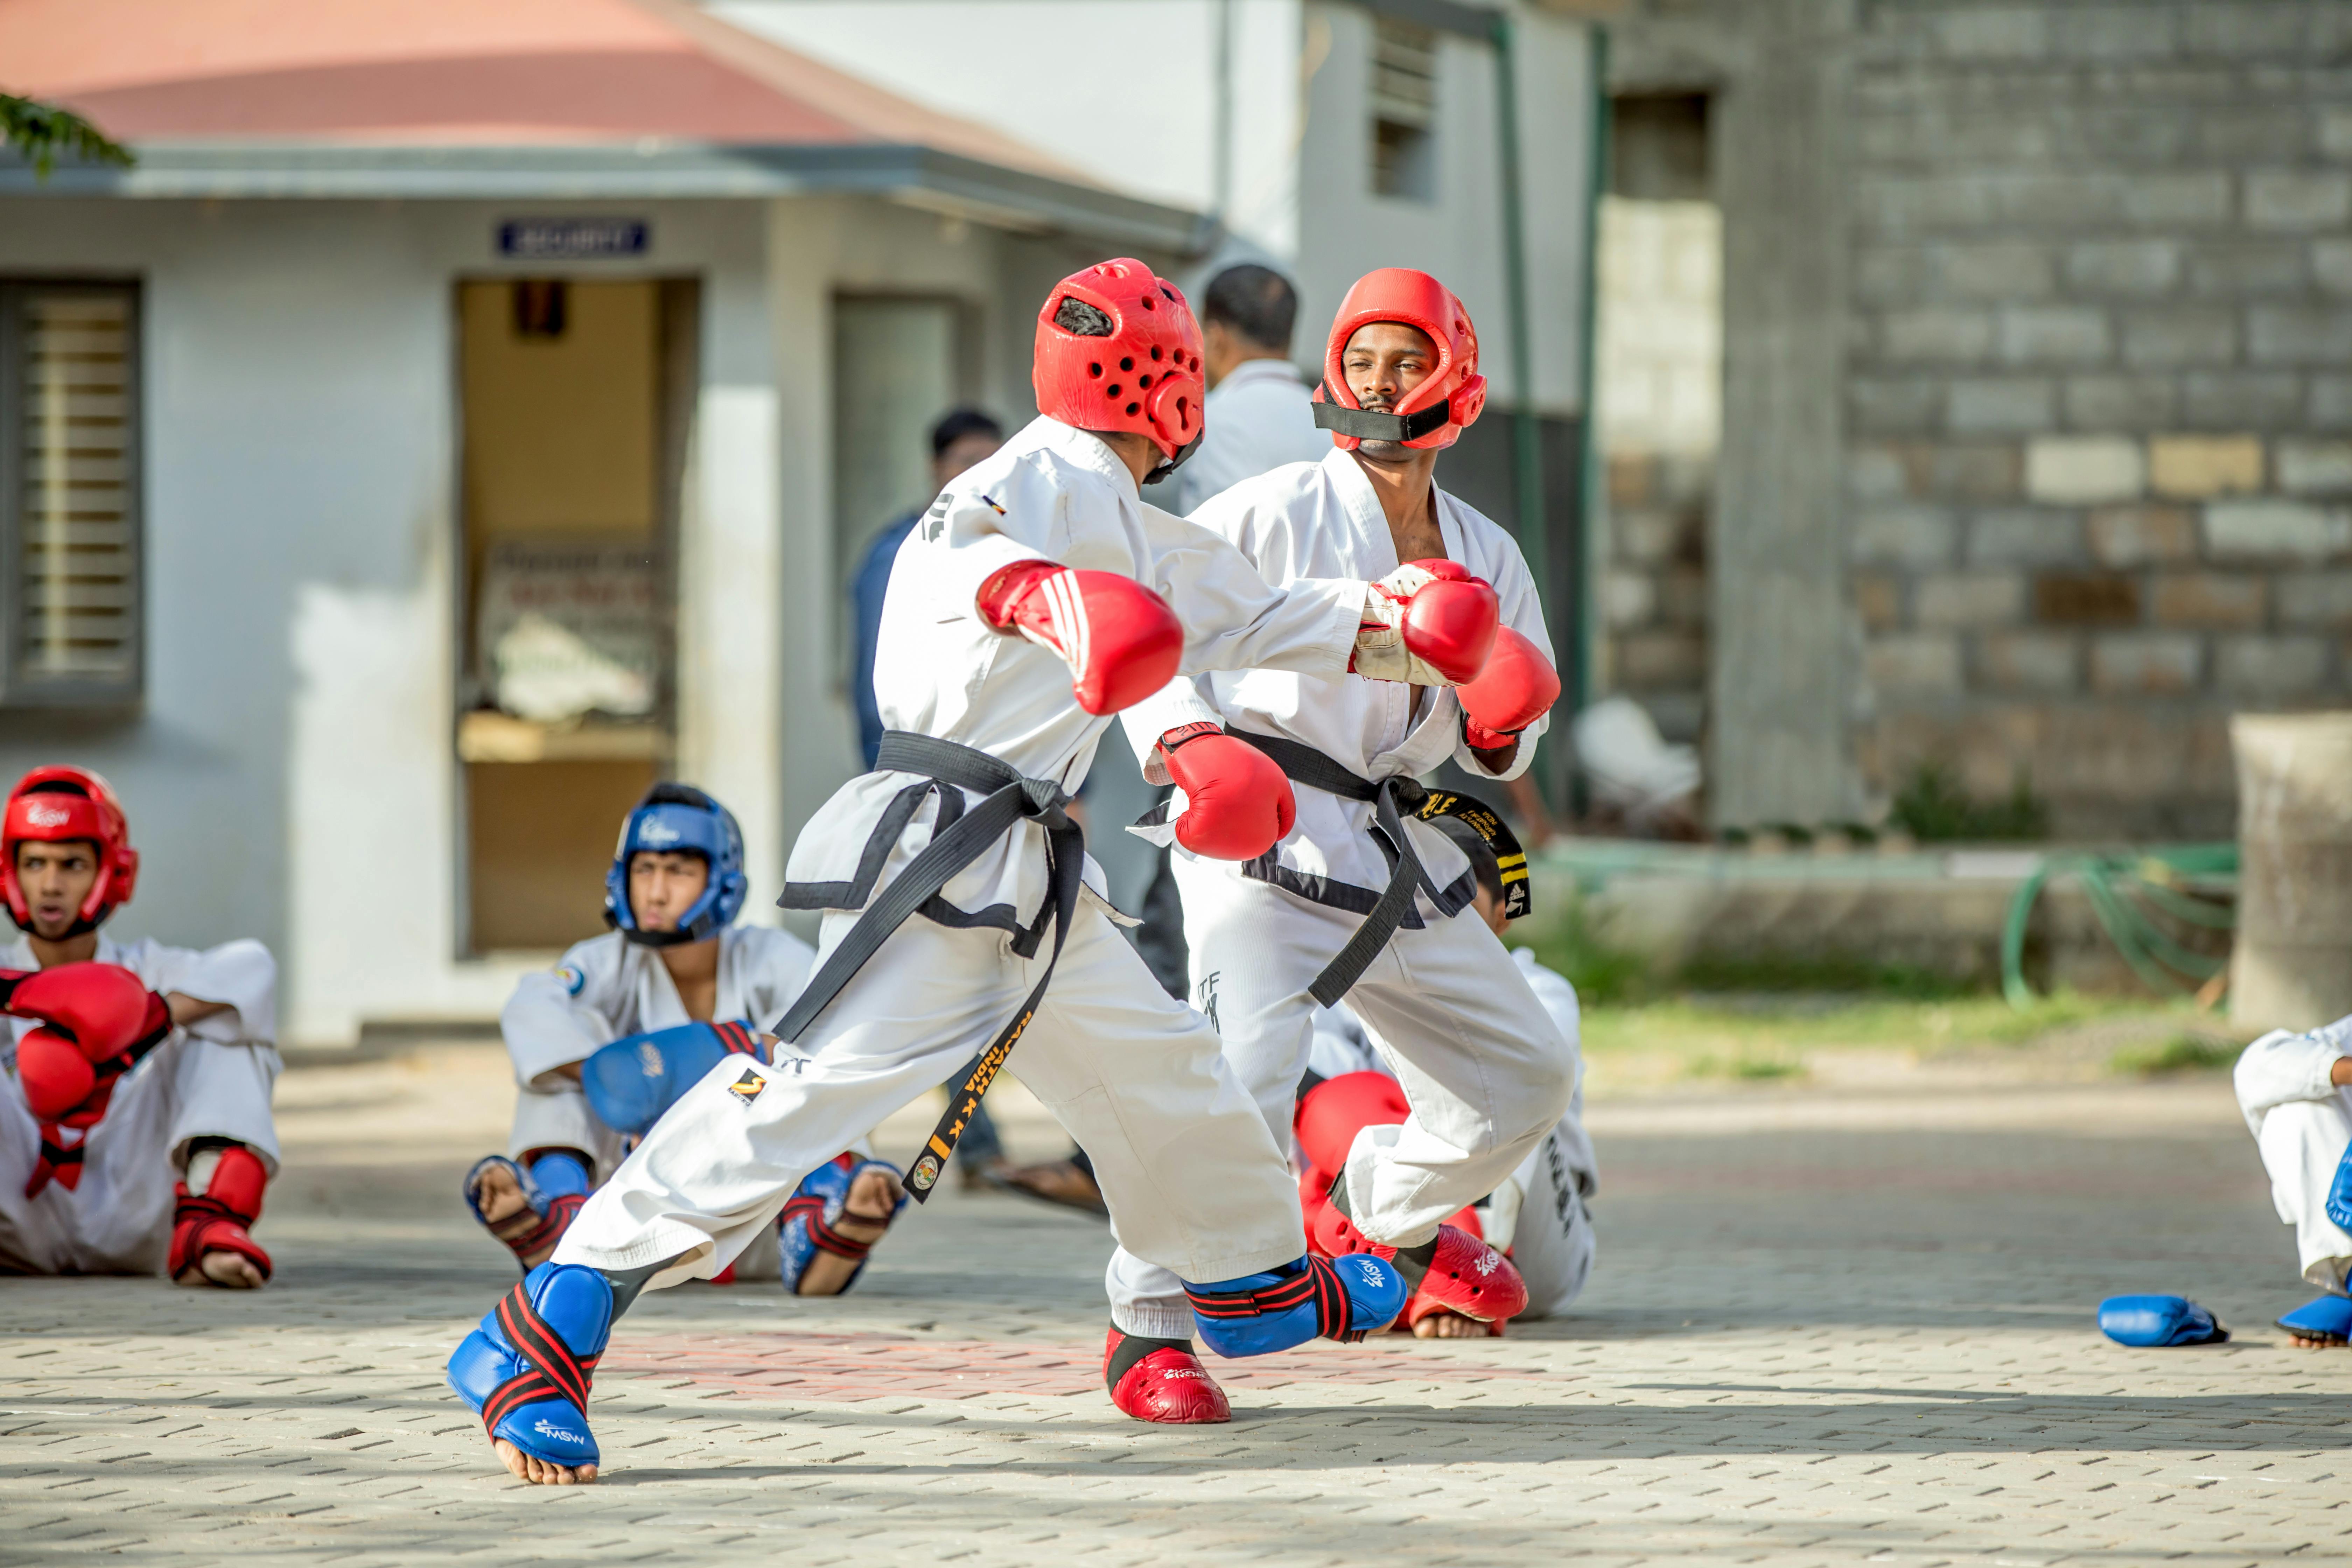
1674,951,1976,999
1687,1051,1806,1082
1578,989,2175,1059
2110,1034,2242,1076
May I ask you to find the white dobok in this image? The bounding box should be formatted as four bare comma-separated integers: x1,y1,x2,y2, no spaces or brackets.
2236,1017,2352,1292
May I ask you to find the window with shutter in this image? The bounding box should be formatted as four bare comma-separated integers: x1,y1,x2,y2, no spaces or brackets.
1370,18,1438,202
1,282,141,707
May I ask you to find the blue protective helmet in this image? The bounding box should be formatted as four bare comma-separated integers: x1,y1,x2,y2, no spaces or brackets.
603,783,748,946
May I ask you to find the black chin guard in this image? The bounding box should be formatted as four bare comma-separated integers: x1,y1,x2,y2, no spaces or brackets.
1313,388,1451,443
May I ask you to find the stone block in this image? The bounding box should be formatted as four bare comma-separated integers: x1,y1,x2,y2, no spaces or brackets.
1916,571,2023,628
1881,307,1995,364
2277,571,2352,627
1618,631,1707,687
2025,436,2144,503
2318,241,2352,298
1860,176,1998,235
1854,572,1903,632
1606,453,1656,507
2185,371,2304,429
1614,507,1687,567
1903,442,2023,501
2247,171,2352,233
2187,241,2308,299
1866,634,1963,694
2121,308,2238,369
1937,241,2055,301
2201,107,2319,162
1999,307,2112,367
2250,306,2352,368
2218,635,2330,695
2205,500,2352,562
2324,106,2352,159
2064,240,2180,299
2064,375,2178,432
2314,376,2352,431
2278,440,2352,496
2032,572,2141,627
1855,245,1928,306
2091,633,2204,695
2182,5,2310,57
2149,434,2266,498
1975,631,2080,693
1656,566,1708,625
1851,504,1958,567
1847,444,1908,501
2087,504,2198,567
1933,7,2044,59
2151,571,2267,629
2121,173,2233,228
1602,569,1656,630
1850,377,1944,435
1947,378,2054,435
2049,6,2176,58
1969,508,2085,566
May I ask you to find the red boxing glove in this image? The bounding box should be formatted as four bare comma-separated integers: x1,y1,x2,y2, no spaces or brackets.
1157,725,1295,860
978,560,1184,716
16,1029,97,1122
1351,560,1499,685
5,962,167,1062
1458,627,1560,750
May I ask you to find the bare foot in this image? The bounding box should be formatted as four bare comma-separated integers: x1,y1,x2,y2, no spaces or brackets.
795,1167,904,1297
2288,1329,2348,1349
470,1162,560,1268
1410,1310,1484,1339
176,1249,266,1289
493,1437,597,1485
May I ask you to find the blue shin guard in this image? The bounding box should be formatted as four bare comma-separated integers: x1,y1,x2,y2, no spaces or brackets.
779,1156,906,1294
581,1020,763,1137
1183,1253,1407,1358
2278,1294,2352,1341
2098,1294,2230,1347
447,1263,614,1468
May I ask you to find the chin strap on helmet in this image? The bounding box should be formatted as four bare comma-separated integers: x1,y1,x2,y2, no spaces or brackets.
1311,395,1454,445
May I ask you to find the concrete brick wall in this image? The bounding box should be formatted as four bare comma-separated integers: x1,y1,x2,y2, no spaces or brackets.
1847,1,2352,838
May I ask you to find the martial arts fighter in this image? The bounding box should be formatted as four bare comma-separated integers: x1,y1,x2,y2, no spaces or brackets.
0,765,279,1287
468,783,905,1297
1298,822,1596,1338
2233,1019,2352,1345
447,258,1505,1484
1109,268,1574,1419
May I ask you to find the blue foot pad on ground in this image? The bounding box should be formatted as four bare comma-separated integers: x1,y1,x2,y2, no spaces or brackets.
2098,1294,2229,1347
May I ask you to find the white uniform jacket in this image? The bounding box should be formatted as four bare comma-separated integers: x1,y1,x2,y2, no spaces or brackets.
1173,359,1329,515
780,416,1364,938
1124,448,1555,920
502,926,817,1088
3,934,276,1063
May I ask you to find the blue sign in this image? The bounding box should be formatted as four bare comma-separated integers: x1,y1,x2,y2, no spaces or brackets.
498,218,650,260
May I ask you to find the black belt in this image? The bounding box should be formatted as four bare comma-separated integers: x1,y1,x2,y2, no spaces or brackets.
766,730,1081,1204
1227,729,1529,1006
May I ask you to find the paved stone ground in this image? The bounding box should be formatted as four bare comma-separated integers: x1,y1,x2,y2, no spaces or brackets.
5,1042,2347,1567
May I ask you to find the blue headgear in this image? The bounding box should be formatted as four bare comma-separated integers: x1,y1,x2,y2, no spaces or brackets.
603,783,748,947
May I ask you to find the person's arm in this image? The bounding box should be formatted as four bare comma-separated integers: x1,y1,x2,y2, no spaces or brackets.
502,949,619,1088
167,994,231,1028
2234,1023,2352,1124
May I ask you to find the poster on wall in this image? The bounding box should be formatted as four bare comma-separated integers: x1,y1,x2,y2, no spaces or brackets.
474,541,660,724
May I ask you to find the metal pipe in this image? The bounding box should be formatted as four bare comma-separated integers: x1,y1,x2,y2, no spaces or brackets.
1574,23,1609,721
1489,9,1543,600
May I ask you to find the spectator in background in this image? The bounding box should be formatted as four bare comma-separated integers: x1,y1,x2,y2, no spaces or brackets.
850,408,1005,768
1172,264,1328,514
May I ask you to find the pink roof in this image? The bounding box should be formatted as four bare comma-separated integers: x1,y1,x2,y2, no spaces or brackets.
0,0,1080,178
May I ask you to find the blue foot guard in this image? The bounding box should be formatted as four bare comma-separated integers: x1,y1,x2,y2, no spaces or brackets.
1183,1253,1407,1357
448,1263,614,1469
779,1155,906,1294
2277,1294,2352,1342
2097,1294,2229,1347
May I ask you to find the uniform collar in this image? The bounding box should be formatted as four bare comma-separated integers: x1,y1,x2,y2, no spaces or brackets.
1,931,121,971
1321,447,1460,571
1016,415,1139,501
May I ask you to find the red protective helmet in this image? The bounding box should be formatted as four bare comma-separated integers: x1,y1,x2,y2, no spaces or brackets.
1033,258,1208,469
1312,268,1487,452
1,766,139,936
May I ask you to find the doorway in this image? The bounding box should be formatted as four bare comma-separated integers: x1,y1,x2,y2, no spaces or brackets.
455,277,698,953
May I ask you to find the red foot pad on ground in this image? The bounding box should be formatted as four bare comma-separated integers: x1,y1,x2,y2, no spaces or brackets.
1104,1328,1231,1424
1397,1224,1526,1323
168,1145,273,1284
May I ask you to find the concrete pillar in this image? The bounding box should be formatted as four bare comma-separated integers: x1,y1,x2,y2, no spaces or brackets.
2230,713,2352,1032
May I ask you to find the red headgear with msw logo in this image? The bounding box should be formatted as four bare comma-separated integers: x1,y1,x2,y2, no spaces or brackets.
1311,268,1487,452
1032,258,1208,471
2,766,139,936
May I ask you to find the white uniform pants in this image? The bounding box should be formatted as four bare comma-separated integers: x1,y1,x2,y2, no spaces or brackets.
2236,1029,2352,1292
1504,1126,1597,1317
507,1083,628,1182
1106,863,1578,1338
0,1038,280,1276
556,902,1306,1303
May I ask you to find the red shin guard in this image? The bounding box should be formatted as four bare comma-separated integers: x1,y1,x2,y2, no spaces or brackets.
1104,1328,1231,1424
169,1145,273,1284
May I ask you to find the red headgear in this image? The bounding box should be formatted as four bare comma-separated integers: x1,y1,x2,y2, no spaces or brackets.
1311,268,1487,452
1,766,139,936
1033,259,1208,470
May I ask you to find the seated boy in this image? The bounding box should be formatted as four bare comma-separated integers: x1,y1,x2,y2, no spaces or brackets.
468,783,904,1295
0,765,279,1288
1296,821,1596,1336
2233,1018,2352,1345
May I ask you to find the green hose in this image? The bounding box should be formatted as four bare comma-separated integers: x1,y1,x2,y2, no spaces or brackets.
2001,845,2238,1009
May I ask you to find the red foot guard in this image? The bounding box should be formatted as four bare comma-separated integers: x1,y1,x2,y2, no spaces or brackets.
1104,1328,1230,1424
168,1146,273,1285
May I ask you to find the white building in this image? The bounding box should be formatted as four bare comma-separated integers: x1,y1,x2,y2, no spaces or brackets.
0,0,1600,1043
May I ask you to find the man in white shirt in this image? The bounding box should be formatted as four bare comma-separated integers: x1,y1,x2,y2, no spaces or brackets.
1112,268,1576,1414
1171,264,1329,515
